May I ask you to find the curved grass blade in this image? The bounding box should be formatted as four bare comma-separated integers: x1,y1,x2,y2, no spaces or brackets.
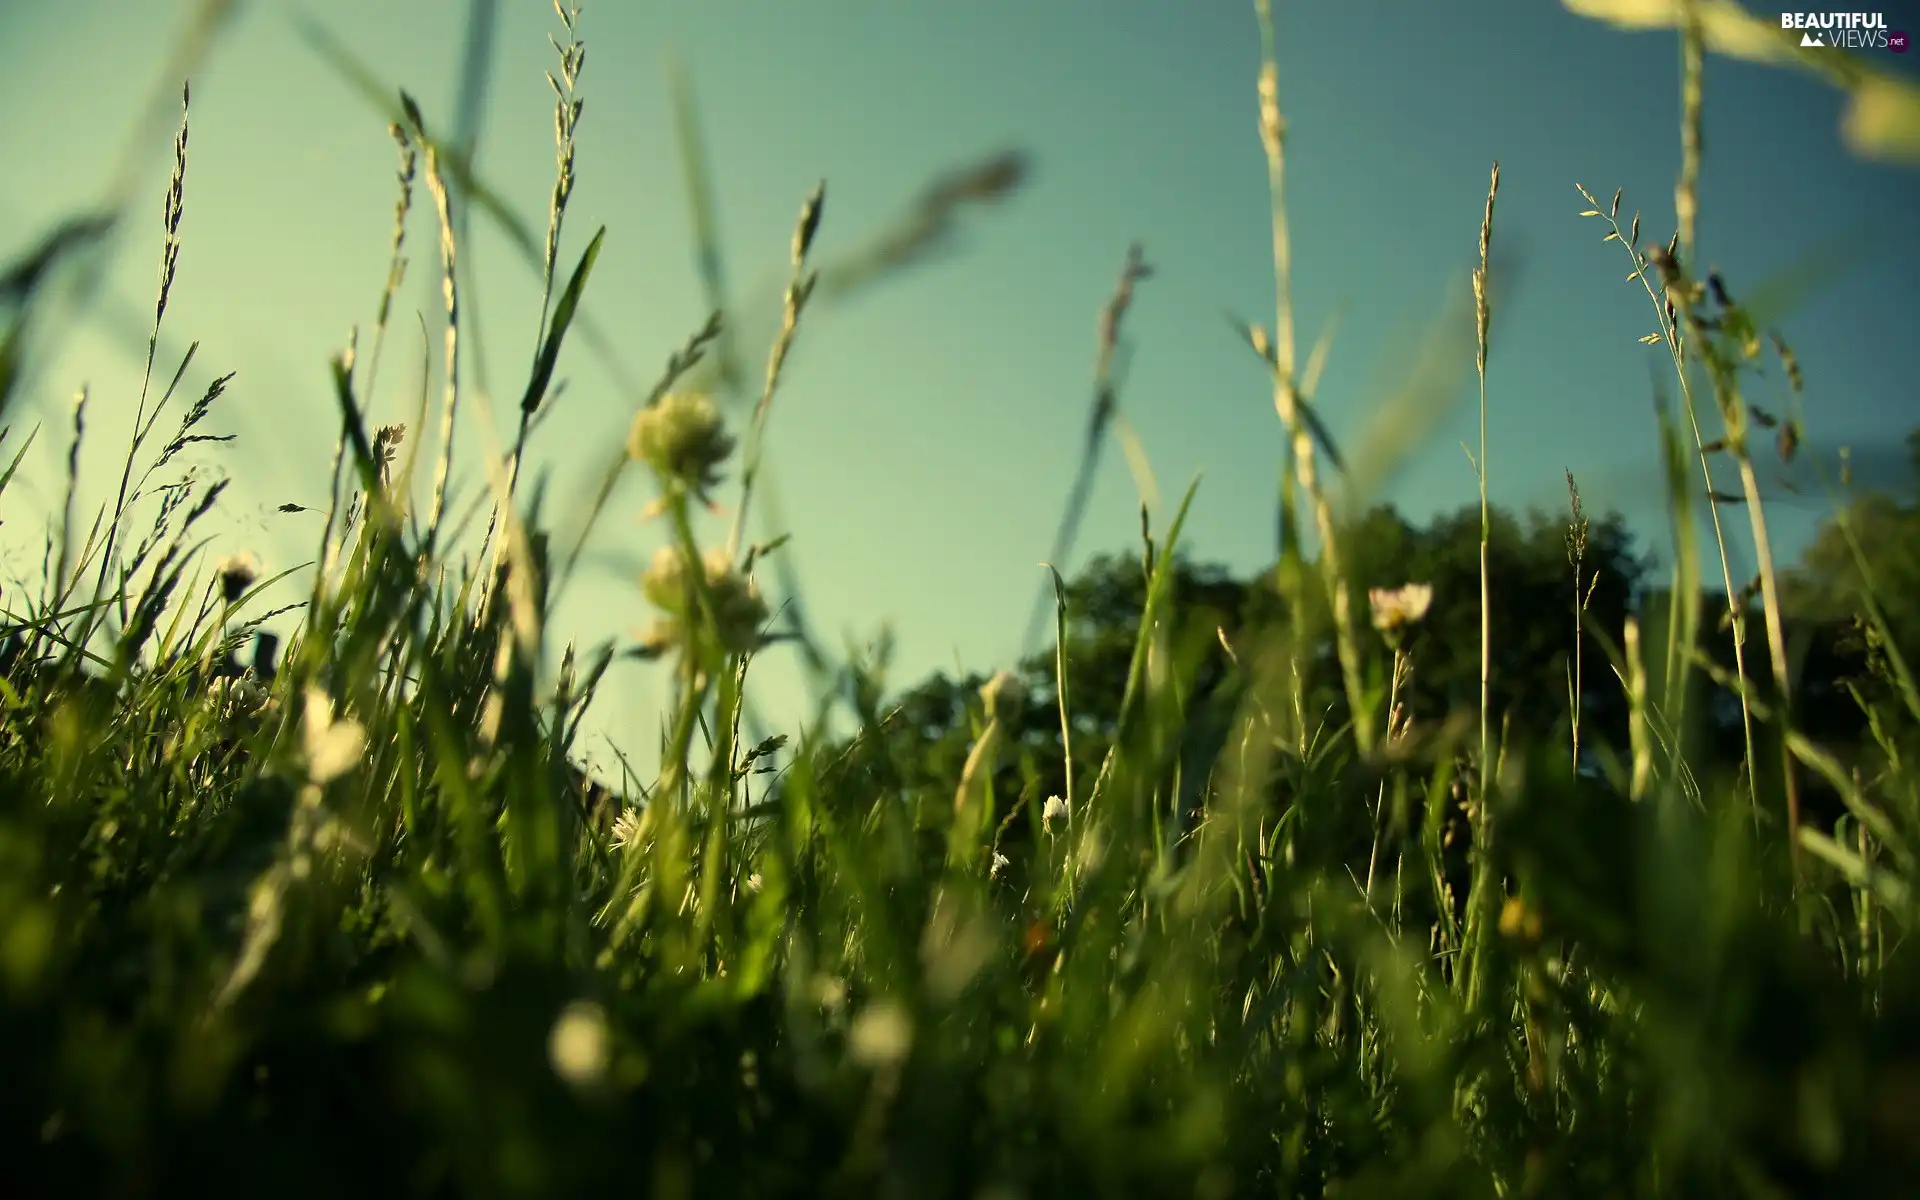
521,226,605,416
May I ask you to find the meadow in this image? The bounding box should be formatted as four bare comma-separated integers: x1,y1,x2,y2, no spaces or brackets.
2,1,1919,1196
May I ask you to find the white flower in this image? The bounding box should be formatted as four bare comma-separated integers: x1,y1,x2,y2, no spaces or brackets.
212,674,268,715
548,1000,610,1087
989,851,1010,880
1368,582,1434,633
301,686,365,785
1042,794,1069,832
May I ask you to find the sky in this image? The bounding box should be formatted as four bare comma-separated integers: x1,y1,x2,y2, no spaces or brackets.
1,0,1916,775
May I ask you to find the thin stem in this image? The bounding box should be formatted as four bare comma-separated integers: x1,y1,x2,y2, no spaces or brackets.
1253,0,1372,752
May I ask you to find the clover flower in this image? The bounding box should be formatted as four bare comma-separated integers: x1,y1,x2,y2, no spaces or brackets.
627,391,735,504
638,544,770,656
1042,794,1069,832
639,544,693,610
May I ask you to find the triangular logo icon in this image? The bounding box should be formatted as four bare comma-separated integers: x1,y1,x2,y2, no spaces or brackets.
1800,31,1824,46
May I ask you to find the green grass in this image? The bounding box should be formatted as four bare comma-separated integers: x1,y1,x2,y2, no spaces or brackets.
1,3,1918,1196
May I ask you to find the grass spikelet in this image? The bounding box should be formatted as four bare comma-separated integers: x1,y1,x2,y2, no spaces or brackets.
407,94,464,552
1023,241,1154,657
91,85,192,621
728,182,825,562
1473,159,1501,787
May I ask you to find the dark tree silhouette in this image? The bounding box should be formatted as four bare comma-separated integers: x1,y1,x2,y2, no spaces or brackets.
824,457,1920,845
823,500,1650,838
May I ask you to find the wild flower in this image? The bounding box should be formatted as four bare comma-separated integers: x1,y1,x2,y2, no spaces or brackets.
216,550,260,605
1368,582,1434,634
989,851,1010,879
628,390,735,506
609,807,644,851
638,544,769,656
1042,794,1069,832
210,673,268,716
639,544,692,610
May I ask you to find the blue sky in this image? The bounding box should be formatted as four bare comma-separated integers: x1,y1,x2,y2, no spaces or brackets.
2,1,1915,772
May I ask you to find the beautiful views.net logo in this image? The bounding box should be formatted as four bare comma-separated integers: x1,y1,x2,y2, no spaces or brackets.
1780,12,1908,51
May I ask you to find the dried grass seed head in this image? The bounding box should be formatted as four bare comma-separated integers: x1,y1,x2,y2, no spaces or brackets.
1565,471,1589,562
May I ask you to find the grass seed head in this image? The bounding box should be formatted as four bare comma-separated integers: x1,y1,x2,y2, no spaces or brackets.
1565,471,1589,563
372,423,405,470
